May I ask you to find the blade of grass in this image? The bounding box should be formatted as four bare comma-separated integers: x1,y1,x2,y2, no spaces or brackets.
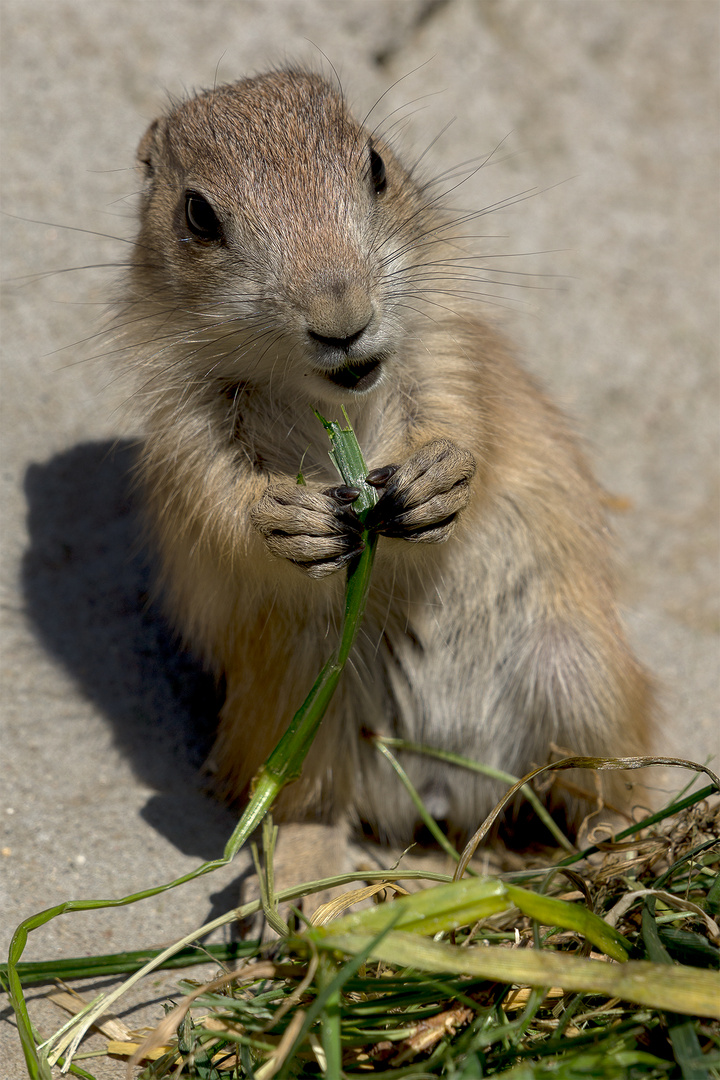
310,876,630,961
316,953,342,1080
642,896,710,1078
455,758,720,880
313,930,720,1018
277,919,400,1080
372,739,464,863
504,883,631,960
0,943,251,990
373,735,575,852
248,409,379,795
313,406,379,517
707,870,720,917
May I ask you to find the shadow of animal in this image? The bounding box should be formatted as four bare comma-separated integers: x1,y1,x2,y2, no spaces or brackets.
22,440,237,860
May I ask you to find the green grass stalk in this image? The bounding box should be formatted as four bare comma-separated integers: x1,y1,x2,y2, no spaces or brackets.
7,410,379,1078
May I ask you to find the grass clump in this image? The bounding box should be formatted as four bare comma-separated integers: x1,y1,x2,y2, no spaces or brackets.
6,781,714,1078
112,787,720,1079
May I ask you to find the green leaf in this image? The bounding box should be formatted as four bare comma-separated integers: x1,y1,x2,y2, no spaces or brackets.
311,877,630,963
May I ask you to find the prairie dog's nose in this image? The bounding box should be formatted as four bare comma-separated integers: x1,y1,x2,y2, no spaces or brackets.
305,271,374,344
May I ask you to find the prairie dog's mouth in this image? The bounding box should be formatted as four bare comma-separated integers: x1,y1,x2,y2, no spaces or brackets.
322,356,384,393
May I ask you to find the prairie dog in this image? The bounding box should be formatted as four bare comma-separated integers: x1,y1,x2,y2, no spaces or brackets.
128,67,651,843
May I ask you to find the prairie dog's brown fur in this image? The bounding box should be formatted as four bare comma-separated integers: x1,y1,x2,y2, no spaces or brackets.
127,68,651,843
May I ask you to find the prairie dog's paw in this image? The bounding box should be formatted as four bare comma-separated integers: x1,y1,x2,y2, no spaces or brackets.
251,481,363,578
239,821,357,940
365,439,476,542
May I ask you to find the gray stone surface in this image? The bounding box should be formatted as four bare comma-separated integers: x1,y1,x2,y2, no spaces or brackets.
1,1,718,1075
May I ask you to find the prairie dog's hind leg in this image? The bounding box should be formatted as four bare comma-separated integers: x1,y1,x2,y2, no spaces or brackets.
484,614,653,822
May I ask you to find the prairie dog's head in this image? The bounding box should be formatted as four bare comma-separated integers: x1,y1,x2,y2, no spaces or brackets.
132,69,436,402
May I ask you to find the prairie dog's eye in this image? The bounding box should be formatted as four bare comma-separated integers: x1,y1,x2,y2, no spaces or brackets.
369,147,387,195
185,191,223,241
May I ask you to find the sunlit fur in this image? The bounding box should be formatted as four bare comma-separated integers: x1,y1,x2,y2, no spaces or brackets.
122,68,652,843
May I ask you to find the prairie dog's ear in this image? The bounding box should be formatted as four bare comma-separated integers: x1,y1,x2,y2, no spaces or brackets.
137,118,162,177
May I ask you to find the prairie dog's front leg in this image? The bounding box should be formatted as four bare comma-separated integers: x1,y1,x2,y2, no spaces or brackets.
366,439,476,542
251,482,365,578
251,439,477,578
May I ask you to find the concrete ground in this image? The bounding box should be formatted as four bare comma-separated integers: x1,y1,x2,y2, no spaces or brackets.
1,2,718,1076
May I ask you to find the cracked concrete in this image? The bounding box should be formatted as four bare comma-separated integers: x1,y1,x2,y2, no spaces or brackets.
1,2,718,1075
